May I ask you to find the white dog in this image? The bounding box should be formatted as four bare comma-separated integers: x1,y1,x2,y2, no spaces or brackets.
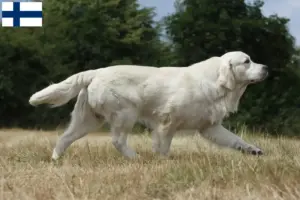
29,51,268,160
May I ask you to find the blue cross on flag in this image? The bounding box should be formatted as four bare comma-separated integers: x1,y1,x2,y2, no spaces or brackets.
1,1,43,27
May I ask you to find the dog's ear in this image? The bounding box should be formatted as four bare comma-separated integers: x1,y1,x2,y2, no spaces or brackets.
217,59,235,90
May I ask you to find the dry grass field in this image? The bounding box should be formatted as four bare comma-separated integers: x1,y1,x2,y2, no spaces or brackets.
0,128,300,200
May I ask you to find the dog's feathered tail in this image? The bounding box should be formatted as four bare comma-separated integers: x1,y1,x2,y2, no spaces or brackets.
29,70,97,108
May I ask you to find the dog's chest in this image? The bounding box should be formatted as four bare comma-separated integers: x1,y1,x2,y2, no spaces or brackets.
173,100,227,130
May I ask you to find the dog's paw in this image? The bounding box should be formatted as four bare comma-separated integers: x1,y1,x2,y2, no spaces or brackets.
238,145,263,156
51,149,60,160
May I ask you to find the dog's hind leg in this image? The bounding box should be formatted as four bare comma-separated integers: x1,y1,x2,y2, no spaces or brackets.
52,88,104,160
109,109,138,158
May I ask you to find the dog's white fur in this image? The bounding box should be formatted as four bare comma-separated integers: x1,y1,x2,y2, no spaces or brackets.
29,51,268,159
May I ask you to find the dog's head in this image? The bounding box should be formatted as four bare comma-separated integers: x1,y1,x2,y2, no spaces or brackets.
217,51,268,90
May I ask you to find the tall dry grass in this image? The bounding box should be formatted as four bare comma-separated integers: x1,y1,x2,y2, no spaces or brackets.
0,128,300,200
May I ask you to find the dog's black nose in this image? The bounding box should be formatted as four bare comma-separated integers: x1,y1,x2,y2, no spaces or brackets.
262,65,268,71
262,65,269,78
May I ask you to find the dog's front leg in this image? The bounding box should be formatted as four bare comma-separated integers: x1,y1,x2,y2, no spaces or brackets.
200,124,263,155
158,129,175,156
151,128,160,153
154,114,176,156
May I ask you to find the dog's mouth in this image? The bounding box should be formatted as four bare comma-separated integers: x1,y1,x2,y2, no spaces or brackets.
249,78,263,83
250,72,268,83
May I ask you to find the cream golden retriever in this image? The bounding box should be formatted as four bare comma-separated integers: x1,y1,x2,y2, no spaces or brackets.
29,51,268,160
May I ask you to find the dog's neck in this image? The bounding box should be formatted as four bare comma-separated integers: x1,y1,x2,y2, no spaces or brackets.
219,83,248,114
185,63,248,114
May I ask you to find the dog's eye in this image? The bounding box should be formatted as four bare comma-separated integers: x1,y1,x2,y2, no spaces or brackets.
244,59,250,64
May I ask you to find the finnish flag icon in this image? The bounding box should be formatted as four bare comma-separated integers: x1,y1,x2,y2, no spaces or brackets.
1,2,43,27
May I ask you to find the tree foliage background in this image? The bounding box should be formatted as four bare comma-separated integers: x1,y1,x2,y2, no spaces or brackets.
0,0,299,135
